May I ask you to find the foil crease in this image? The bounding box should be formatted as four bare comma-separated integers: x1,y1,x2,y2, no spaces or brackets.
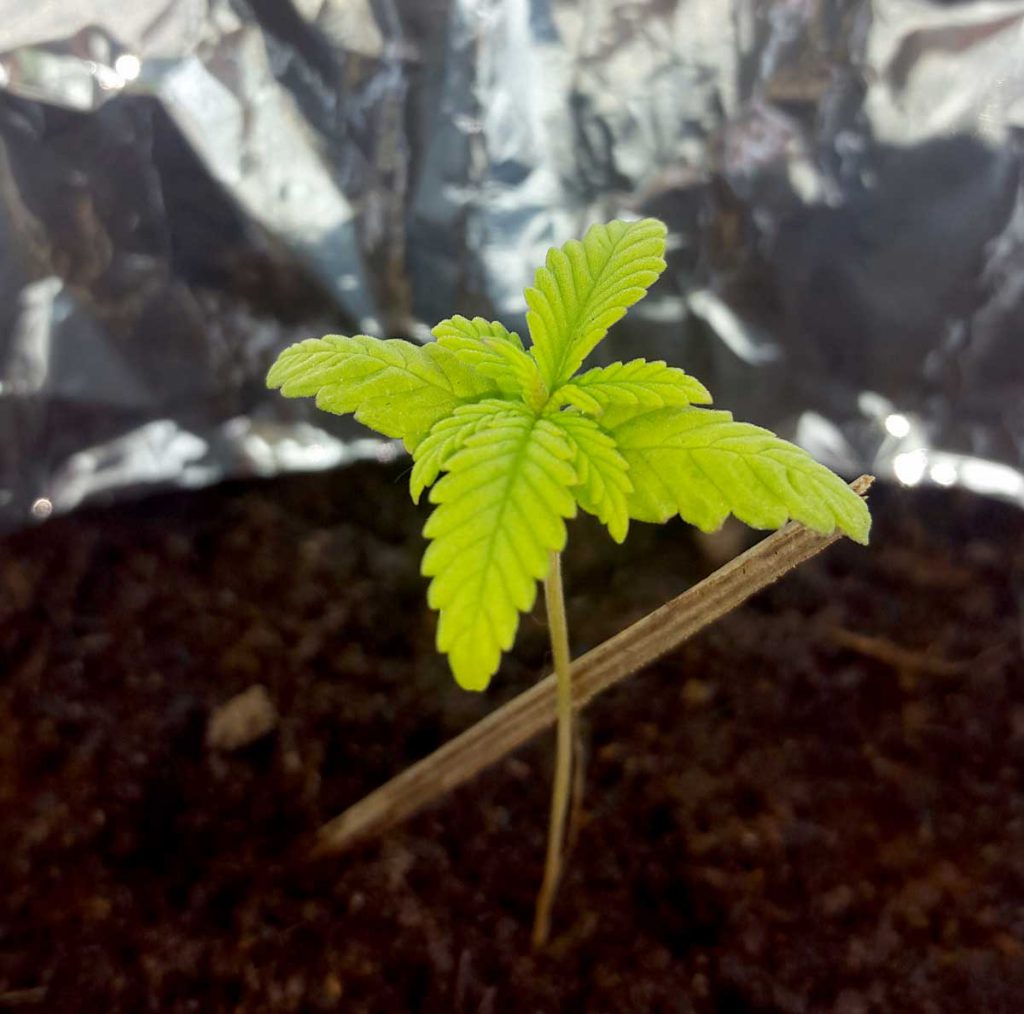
1,0,1022,527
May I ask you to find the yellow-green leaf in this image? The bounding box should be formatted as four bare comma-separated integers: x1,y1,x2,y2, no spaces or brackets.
526,219,668,389
556,358,712,417
410,399,521,504
432,315,545,405
611,407,870,543
422,406,578,690
266,335,498,451
548,412,632,543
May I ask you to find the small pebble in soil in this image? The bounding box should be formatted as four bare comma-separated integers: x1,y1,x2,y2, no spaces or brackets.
206,684,279,751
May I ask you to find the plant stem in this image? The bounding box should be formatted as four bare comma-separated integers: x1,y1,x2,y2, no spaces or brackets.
532,550,574,949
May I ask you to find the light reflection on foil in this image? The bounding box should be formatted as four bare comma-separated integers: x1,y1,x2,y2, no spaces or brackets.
884,414,911,440
0,0,1022,528
893,450,928,489
40,418,401,515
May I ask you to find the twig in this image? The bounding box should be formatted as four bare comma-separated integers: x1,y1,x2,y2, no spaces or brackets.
0,989,47,1007
830,628,961,675
314,475,875,856
831,627,1013,676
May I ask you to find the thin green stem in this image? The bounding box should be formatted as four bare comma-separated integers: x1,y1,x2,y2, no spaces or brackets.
532,550,574,949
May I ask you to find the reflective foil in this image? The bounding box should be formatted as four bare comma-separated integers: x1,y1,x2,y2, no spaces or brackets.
1,0,1022,527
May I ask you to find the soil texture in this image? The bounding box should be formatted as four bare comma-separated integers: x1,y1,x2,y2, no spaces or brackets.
1,466,1022,1012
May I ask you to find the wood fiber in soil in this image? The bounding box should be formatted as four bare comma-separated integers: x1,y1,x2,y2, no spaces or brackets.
1,465,1022,1012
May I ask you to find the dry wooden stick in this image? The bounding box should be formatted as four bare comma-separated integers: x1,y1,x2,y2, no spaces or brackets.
314,475,875,856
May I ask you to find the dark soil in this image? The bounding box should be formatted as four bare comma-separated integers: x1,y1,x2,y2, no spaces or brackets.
1,465,1022,1012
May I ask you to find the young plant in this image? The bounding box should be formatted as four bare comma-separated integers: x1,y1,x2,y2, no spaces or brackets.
267,218,870,945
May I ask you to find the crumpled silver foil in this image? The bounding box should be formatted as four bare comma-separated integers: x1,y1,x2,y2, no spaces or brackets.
1,0,1022,527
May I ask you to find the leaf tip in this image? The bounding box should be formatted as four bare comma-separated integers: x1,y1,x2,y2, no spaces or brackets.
845,505,872,546
265,348,292,390
838,476,873,545
448,640,497,692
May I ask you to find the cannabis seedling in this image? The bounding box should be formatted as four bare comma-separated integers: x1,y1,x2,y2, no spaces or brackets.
267,218,870,945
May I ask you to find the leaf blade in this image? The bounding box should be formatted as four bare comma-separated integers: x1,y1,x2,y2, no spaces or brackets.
433,315,548,408
556,358,712,417
526,219,668,388
266,335,499,450
422,407,578,690
548,413,632,542
611,407,871,543
410,399,521,503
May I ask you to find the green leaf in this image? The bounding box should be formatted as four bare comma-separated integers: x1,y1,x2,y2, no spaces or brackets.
266,335,498,451
410,399,521,504
556,358,712,417
611,407,871,544
432,315,545,406
421,406,578,690
548,412,632,543
526,219,668,389
432,315,524,354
